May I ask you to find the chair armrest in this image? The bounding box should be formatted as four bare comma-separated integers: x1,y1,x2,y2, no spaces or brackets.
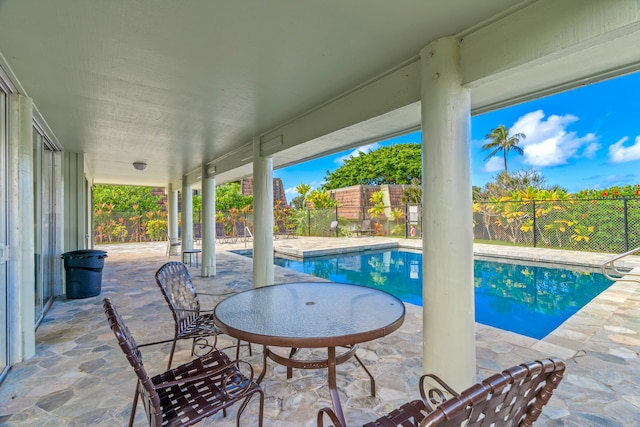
155,358,238,388
137,335,202,348
198,290,236,297
174,308,218,316
187,308,216,318
174,308,203,314
156,358,256,397
419,373,460,410
221,359,257,397
317,407,344,427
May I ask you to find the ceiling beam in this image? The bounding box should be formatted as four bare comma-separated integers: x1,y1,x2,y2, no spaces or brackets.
462,0,640,112
209,0,640,182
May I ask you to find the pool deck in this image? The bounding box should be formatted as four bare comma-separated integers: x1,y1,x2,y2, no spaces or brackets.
1,237,639,426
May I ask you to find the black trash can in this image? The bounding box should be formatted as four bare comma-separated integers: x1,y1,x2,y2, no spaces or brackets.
61,250,108,299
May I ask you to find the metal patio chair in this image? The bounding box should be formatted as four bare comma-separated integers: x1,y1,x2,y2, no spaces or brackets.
318,358,565,427
164,229,181,257
103,298,264,427
155,261,249,369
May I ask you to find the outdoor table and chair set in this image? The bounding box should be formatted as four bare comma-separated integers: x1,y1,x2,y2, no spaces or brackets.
104,260,566,426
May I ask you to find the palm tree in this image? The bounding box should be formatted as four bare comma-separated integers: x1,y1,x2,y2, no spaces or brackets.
482,125,526,175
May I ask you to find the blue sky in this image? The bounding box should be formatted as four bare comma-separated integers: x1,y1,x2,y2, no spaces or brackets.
275,71,640,198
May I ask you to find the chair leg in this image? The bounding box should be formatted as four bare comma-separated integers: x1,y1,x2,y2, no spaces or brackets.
191,337,197,357
167,339,177,370
237,389,265,427
129,382,140,427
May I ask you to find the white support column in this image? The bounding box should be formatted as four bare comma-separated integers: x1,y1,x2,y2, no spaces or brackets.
201,167,216,277
181,177,194,251
7,94,35,361
168,184,179,244
252,136,274,287
420,37,475,391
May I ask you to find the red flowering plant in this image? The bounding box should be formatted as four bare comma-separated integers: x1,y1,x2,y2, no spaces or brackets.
576,184,640,199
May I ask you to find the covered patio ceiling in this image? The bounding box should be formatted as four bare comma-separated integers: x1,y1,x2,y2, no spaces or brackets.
1,0,639,188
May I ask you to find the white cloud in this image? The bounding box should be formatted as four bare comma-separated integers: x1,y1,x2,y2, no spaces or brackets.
582,142,601,158
509,110,598,167
608,136,640,163
334,143,379,165
484,156,503,172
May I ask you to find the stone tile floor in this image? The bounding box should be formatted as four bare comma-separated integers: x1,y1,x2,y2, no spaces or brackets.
1,238,640,426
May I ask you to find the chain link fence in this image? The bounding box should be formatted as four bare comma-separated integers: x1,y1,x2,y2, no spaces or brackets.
294,204,423,239
93,210,168,244
474,198,640,253
92,209,255,244
94,198,640,255
93,205,424,244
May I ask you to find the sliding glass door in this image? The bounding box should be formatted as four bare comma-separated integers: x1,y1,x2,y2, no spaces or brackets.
0,91,8,382
33,129,58,327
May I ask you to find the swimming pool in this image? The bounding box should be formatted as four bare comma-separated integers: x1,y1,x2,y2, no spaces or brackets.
241,249,614,339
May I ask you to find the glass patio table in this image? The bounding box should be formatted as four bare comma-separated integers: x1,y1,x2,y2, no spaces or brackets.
213,281,406,426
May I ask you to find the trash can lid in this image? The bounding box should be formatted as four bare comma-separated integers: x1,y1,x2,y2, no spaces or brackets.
61,249,108,258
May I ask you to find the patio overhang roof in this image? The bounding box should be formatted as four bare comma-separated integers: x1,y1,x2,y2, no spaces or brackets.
1,0,639,188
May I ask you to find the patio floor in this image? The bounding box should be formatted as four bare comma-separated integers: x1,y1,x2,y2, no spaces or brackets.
1,238,640,426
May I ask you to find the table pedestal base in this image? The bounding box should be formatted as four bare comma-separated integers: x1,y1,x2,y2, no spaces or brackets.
258,345,376,426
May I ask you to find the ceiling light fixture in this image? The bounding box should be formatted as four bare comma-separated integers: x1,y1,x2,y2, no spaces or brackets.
132,161,147,171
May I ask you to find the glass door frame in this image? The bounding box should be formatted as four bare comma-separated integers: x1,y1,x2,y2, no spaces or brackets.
0,89,8,382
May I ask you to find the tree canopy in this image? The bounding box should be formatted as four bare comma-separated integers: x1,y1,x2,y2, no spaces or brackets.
322,143,422,190
473,169,566,202
306,189,338,208
212,182,253,211
193,182,254,213
93,185,162,211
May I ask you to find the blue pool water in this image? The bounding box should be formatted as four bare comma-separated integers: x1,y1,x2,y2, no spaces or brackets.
242,249,614,339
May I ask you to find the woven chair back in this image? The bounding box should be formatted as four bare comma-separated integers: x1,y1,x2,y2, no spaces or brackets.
421,358,565,426
155,261,201,336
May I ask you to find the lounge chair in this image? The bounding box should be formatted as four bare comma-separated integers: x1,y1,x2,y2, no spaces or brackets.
275,220,296,239
235,221,253,242
354,219,373,237
317,358,565,427
103,298,264,427
325,220,338,237
216,222,233,244
193,223,202,246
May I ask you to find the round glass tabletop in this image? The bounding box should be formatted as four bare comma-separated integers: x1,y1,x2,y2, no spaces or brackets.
214,282,406,347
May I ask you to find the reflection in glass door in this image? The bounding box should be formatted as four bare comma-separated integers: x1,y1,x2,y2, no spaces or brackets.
33,129,57,327
34,131,42,322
